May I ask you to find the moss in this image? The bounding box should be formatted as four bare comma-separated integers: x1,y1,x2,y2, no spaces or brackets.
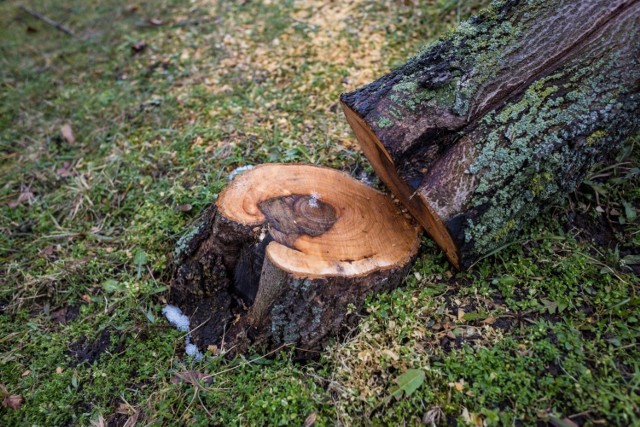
587,129,606,146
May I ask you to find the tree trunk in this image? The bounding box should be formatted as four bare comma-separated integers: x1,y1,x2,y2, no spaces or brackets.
341,0,640,268
170,164,420,357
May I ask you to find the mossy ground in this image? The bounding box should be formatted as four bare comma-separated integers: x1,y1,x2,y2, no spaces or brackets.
1,0,638,426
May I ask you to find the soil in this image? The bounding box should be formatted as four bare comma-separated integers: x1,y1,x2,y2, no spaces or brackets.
68,328,120,366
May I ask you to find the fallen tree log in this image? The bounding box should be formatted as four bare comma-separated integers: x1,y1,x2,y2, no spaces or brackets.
170,164,420,356
342,0,640,268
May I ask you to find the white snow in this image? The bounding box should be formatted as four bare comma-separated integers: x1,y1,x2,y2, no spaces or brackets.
162,305,190,332
185,341,204,361
308,192,321,208
358,171,374,186
163,304,204,360
228,165,254,181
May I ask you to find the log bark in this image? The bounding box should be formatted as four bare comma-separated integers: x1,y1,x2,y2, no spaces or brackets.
341,0,640,268
170,164,420,357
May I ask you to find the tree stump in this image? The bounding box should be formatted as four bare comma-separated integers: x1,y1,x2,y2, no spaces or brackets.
170,164,420,357
341,0,640,268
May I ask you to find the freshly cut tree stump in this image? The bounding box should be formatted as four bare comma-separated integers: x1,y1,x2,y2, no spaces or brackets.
341,0,640,268
170,164,420,356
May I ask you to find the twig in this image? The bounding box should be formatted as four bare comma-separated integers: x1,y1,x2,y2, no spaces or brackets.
19,6,76,37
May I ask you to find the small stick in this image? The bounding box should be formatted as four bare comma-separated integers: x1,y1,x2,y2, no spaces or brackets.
19,5,76,37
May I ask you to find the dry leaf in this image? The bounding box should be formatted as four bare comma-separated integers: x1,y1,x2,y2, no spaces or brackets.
61,124,75,144
56,161,73,177
171,370,212,385
123,410,140,427
304,412,317,427
176,204,192,212
482,316,497,325
8,186,34,208
149,18,163,26
131,41,147,54
2,394,24,410
90,415,107,427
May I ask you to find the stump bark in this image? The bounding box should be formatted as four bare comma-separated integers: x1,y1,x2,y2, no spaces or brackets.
170,164,420,356
341,0,640,268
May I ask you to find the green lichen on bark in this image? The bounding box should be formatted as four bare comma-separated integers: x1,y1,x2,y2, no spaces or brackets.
461,51,640,261
363,0,545,130
173,220,206,260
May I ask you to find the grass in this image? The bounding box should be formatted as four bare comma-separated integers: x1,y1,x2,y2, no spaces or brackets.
1,0,638,425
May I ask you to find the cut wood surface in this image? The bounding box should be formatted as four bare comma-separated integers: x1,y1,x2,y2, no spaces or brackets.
170,164,420,356
342,0,640,268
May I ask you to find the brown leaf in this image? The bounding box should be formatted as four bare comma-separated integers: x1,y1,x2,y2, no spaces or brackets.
61,124,75,144
123,409,140,427
482,316,497,325
171,370,212,385
56,161,73,177
2,394,24,410
304,412,317,427
8,187,34,208
176,204,192,212
124,4,139,14
131,41,147,54
90,415,107,427
41,245,55,258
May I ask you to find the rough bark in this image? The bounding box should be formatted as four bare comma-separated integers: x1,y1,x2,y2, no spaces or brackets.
170,164,420,357
341,0,640,268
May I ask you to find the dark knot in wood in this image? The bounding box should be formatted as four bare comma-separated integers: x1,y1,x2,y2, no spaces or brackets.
258,194,337,247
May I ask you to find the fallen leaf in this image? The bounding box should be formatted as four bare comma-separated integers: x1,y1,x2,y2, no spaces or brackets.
125,4,139,14
61,124,75,144
56,367,64,374
41,245,55,257
90,415,107,427
8,186,34,208
123,409,140,427
176,204,192,212
2,394,24,410
304,412,317,427
482,316,497,325
149,18,163,26
171,370,212,385
56,161,73,177
131,41,147,54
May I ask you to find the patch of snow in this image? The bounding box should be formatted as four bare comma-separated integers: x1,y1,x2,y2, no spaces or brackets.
308,192,321,208
185,340,204,361
358,171,374,186
228,165,254,181
163,304,204,360
162,305,190,332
